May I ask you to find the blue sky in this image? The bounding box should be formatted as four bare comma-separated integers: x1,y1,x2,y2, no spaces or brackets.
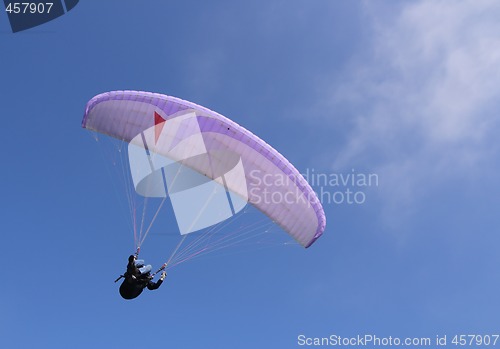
2,1,500,348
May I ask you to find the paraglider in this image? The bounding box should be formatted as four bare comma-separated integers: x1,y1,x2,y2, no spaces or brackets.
116,255,167,300
82,90,326,299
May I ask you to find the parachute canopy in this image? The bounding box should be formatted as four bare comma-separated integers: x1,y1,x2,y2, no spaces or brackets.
82,90,325,247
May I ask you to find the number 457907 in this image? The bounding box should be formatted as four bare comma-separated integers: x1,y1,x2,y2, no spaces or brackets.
452,335,499,346
5,2,54,14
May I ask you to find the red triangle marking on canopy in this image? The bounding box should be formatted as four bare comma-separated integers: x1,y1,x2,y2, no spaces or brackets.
154,111,166,144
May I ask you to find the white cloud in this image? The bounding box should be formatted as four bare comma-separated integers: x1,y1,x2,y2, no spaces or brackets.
327,0,500,225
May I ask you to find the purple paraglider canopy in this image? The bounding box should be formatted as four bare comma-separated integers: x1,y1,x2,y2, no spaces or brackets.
82,90,325,248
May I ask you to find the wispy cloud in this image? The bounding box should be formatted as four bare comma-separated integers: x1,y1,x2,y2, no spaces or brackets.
326,0,500,224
